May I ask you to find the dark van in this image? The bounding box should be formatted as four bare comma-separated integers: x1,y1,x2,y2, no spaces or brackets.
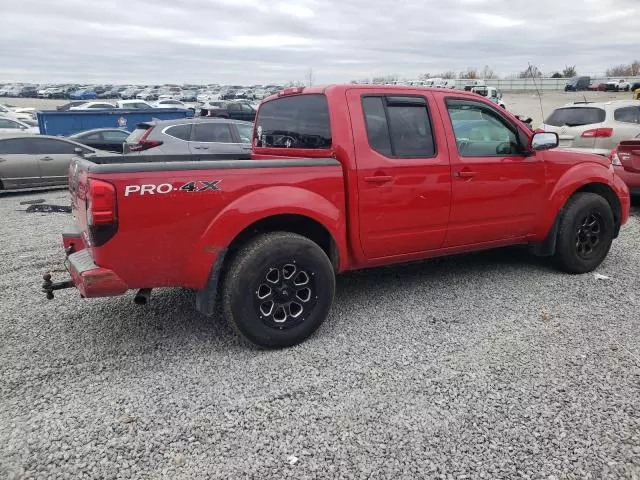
565,76,591,92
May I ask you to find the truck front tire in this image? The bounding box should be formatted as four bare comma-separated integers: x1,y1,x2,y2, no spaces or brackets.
222,232,335,348
554,193,614,273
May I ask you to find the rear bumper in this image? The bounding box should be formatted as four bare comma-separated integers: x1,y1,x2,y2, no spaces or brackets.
66,249,128,298
61,230,128,298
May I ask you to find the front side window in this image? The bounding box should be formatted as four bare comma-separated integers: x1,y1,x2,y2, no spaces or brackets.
193,123,234,143
236,123,253,143
254,94,331,149
446,100,520,156
614,106,640,124
362,95,435,158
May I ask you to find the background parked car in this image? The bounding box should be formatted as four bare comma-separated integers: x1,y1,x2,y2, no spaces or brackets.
18,86,38,98
69,101,116,110
116,100,155,109
70,89,97,100
155,99,189,109
564,76,591,92
0,134,105,190
539,100,640,156
610,137,640,195
0,117,39,134
123,118,253,155
69,128,130,153
606,79,631,92
203,101,256,121
56,101,88,111
632,82,640,100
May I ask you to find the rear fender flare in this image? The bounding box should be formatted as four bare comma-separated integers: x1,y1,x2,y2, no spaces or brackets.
188,186,347,287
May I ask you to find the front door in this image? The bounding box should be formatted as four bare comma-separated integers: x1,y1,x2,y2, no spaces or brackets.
347,90,452,259
440,98,545,247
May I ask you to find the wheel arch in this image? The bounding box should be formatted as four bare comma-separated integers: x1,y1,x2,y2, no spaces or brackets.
532,180,622,257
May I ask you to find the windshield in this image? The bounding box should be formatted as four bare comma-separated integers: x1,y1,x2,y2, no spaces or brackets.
254,94,331,149
544,107,606,127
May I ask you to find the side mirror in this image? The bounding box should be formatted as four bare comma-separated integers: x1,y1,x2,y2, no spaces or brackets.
74,147,86,157
531,132,558,151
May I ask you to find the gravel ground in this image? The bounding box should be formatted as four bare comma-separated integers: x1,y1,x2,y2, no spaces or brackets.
1,190,639,479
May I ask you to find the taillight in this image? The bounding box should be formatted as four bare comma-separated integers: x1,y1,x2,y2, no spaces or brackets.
87,179,118,246
128,128,163,151
581,128,613,138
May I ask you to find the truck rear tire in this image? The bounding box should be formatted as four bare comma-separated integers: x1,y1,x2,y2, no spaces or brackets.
554,193,614,273
222,232,335,348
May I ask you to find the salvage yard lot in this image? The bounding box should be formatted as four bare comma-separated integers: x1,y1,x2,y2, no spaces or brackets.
1,190,639,479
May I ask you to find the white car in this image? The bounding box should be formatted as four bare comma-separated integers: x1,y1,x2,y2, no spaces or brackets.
607,79,631,92
0,116,39,134
69,101,116,110
471,86,506,109
0,104,36,122
154,99,188,109
117,100,154,109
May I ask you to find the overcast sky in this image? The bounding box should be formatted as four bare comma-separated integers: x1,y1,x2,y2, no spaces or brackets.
1,0,638,85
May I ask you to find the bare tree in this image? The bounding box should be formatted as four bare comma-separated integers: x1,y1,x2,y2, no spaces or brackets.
606,64,632,77
418,73,432,80
632,60,640,76
562,65,577,77
481,65,498,79
436,71,456,79
459,68,478,80
519,65,543,78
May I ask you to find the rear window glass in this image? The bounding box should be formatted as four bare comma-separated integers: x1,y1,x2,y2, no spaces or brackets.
545,107,605,127
164,124,192,141
254,94,331,149
126,126,151,144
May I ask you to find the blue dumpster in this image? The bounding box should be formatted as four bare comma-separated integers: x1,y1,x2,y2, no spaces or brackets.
37,109,194,136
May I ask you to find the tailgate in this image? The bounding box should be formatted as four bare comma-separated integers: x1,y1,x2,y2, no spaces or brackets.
618,141,640,173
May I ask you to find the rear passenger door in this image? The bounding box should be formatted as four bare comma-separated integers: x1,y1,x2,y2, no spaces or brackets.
189,122,244,154
347,90,452,259
0,138,39,188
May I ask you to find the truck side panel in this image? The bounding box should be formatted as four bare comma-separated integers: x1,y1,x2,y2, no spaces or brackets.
76,161,344,290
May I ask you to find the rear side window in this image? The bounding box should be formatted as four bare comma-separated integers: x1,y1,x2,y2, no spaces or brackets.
0,138,30,154
362,95,435,158
193,123,234,143
255,94,331,149
545,107,605,127
235,123,253,143
614,106,640,124
164,124,192,141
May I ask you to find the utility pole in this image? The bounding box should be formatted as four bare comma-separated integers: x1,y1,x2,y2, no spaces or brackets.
306,68,315,86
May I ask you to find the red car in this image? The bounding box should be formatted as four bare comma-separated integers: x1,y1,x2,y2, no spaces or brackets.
44,85,630,348
611,140,640,195
588,83,606,92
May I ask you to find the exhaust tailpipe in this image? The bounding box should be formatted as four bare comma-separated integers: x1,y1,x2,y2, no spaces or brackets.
134,288,152,305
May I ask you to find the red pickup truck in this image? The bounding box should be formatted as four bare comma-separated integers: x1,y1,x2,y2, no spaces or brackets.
44,85,630,348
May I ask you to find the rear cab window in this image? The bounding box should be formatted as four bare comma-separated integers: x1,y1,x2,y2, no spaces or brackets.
544,107,606,127
254,94,331,150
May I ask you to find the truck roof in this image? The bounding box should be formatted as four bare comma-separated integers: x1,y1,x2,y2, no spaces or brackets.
262,84,482,103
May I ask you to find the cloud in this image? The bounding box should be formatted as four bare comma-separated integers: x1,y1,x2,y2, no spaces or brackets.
0,0,637,84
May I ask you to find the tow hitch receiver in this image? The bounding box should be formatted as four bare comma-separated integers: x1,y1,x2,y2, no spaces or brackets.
42,273,74,300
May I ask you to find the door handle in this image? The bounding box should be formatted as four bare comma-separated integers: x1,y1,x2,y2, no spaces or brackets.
364,175,392,185
40,156,54,161
455,171,476,179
